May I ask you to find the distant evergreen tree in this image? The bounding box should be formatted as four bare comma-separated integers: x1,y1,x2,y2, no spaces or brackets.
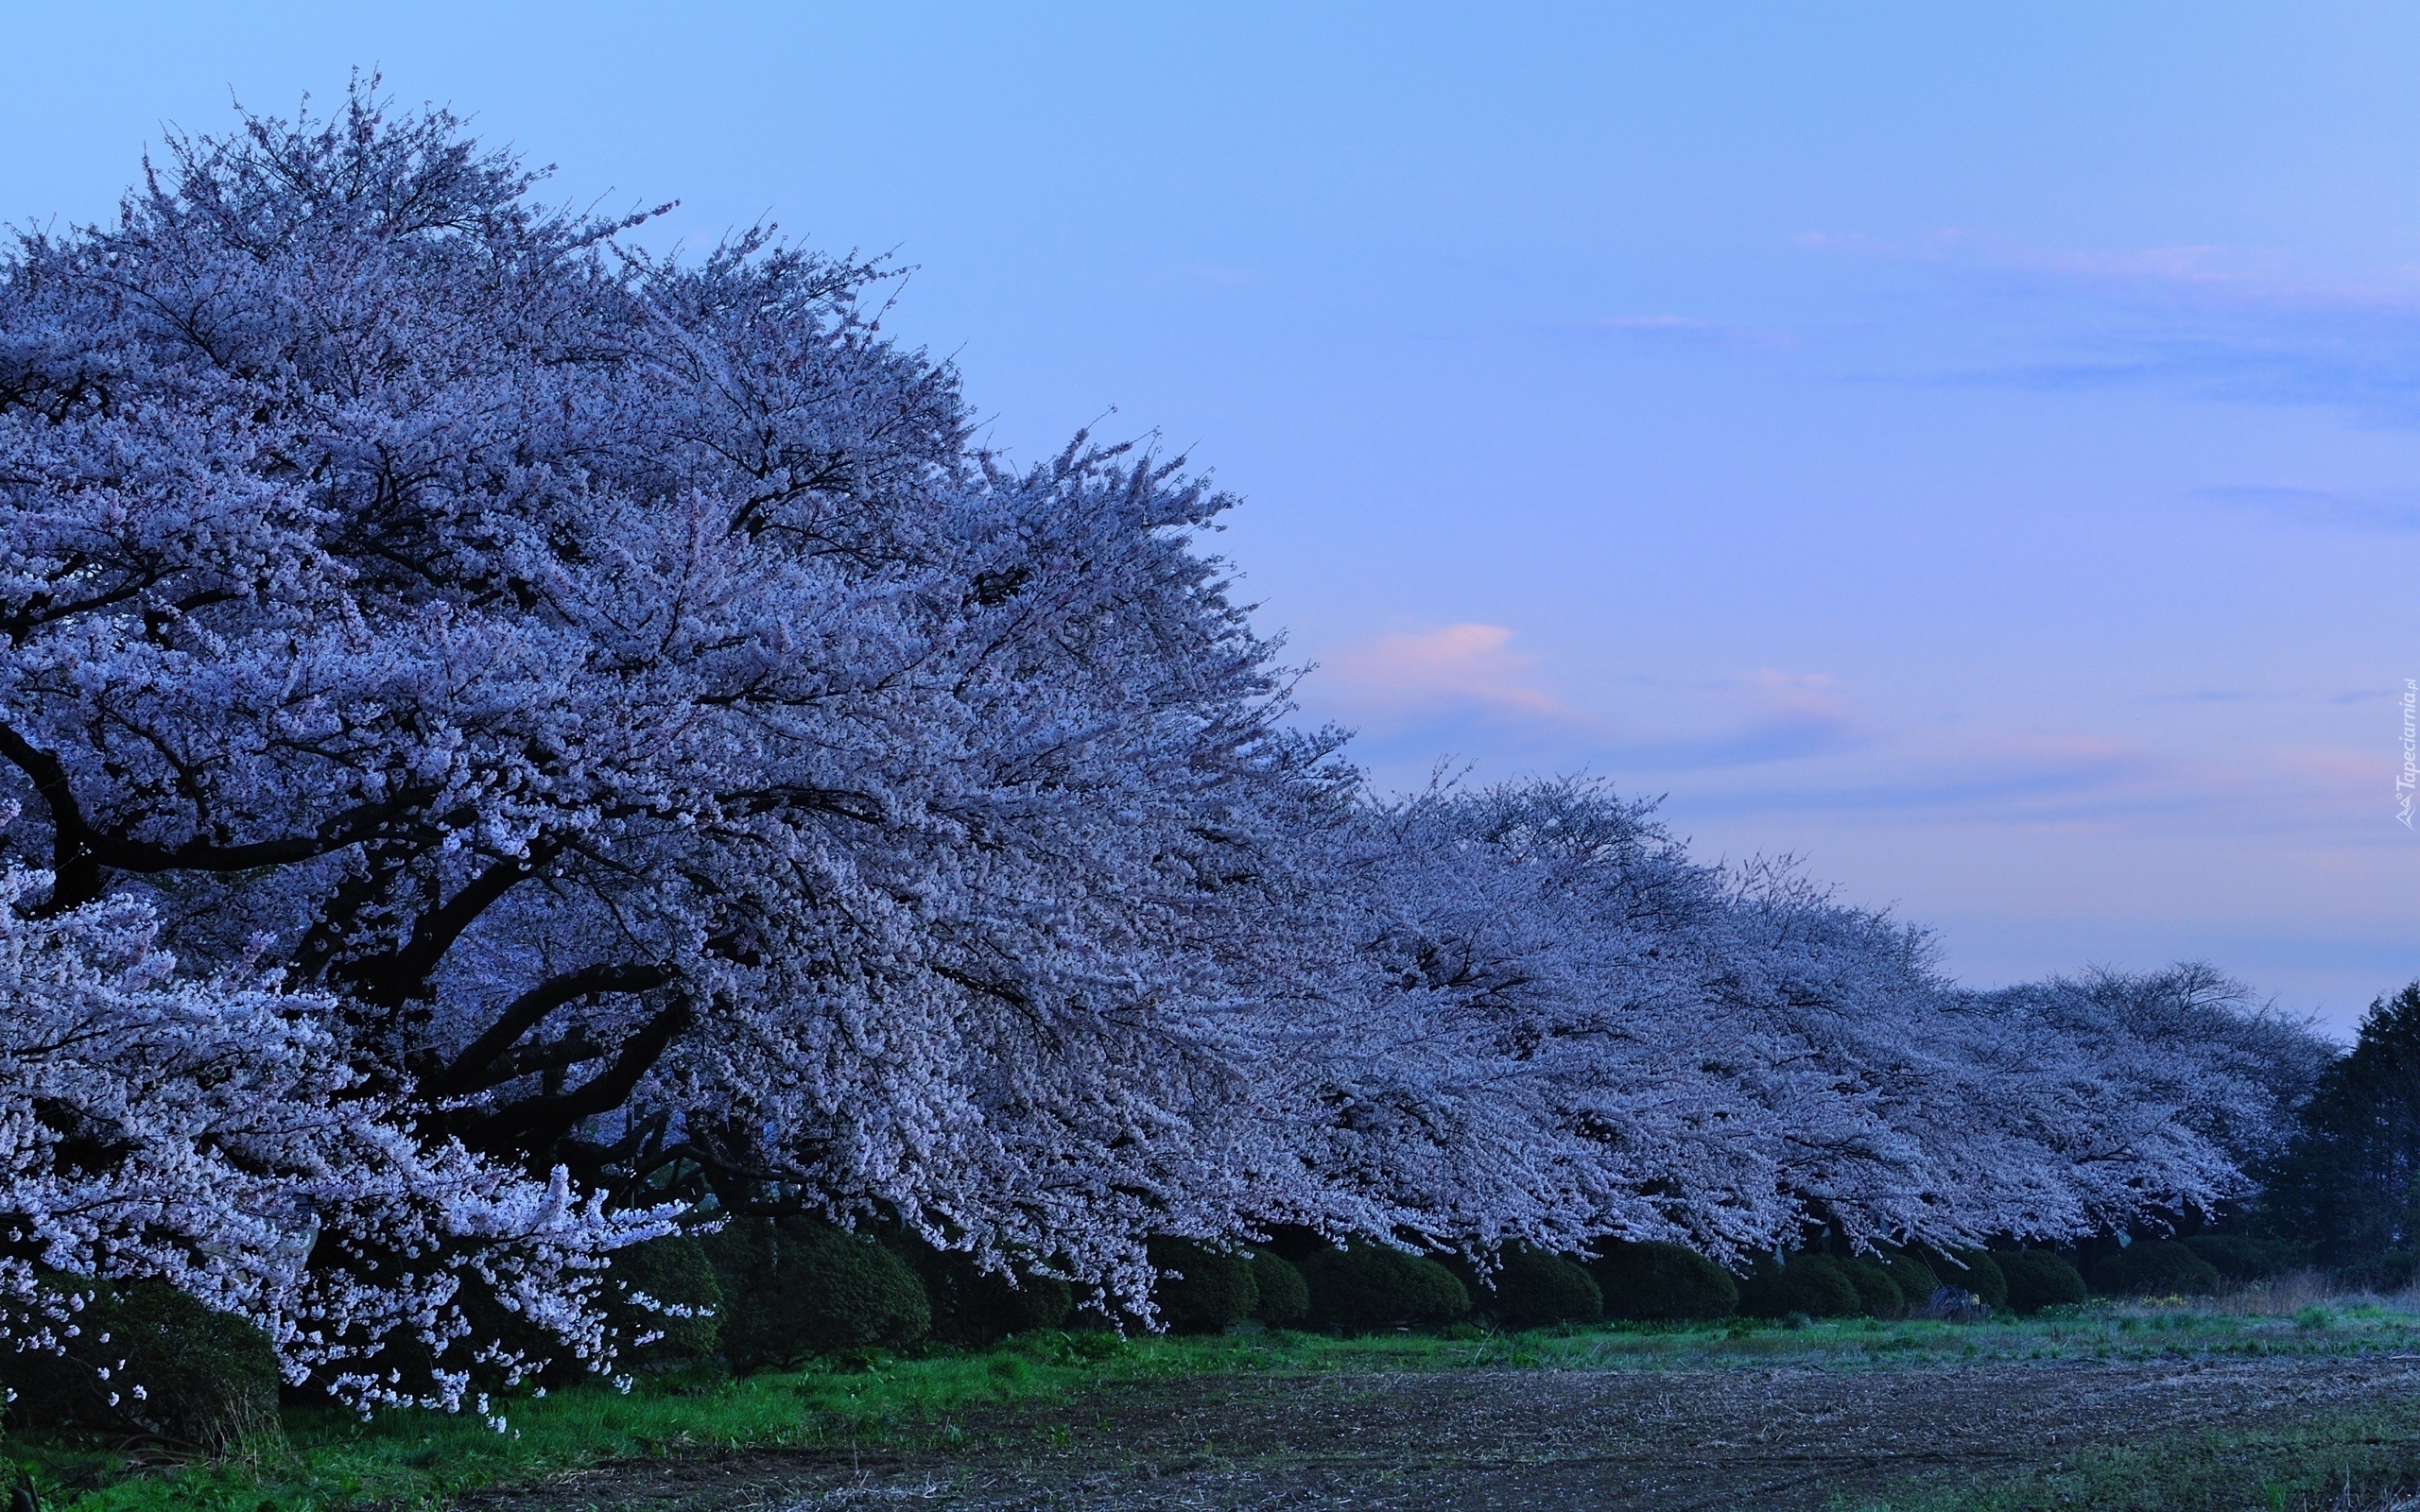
2259,983,2420,1262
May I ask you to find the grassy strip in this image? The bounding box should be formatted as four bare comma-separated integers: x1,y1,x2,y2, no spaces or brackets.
13,1303,2420,1511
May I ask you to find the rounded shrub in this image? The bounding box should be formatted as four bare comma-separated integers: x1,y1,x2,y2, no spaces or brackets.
1878,1252,1940,1309
1737,1254,1860,1319
1590,1241,1738,1321
2091,1240,2218,1297
1930,1249,2009,1309
1838,1257,1904,1317
890,1238,1074,1347
2342,1250,2420,1293
603,1234,722,1367
1299,1245,1470,1333
2,1280,281,1452
1247,1250,1309,1327
705,1216,930,1371
2183,1234,2298,1282
1149,1238,1259,1334
1480,1246,1603,1331
1994,1250,2087,1314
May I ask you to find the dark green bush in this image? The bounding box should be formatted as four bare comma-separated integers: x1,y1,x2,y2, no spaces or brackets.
343,1255,581,1392
1930,1249,2008,1309
1247,1250,1309,1327
1878,1252,1940,1308
2345,1249,2420,1292
602,1235,722,1367
1590,1241,1738,1321
1478,1247,1602,1331
1737,1254,1860,1319
1149,1239,1259,1334
1994,1249,2087,1314
2091,1240,2218,1297
704,1216,930,1371
2182,1234,2299,1281
890,1237,1074,1347
1838,1256,1904,1316
1,1280,280,1452
1299,1245,1470,1333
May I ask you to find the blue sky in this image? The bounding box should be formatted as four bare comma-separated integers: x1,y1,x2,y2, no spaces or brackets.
9,3,2417,1031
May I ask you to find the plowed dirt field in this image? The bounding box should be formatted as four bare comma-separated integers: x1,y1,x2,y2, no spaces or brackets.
461,1351,2420,1510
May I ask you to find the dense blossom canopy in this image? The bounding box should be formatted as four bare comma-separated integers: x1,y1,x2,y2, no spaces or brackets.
0,84,2328,1401
0,841,667,1412
1269,781,2322,1261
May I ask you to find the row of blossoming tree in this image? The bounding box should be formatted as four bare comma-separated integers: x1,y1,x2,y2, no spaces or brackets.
0,86,2327,1412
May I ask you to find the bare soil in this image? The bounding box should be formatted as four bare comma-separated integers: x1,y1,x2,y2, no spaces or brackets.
459,1353,2420,1511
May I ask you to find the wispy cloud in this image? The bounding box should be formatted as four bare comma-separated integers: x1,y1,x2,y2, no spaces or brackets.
1590,669,1859,771
1722,731,2175,821
1798,228,2420,307
1563,314,1798,351
1313,637,2390,844
1674,722,2391,840
1796,229,2420,423
1310,638,1862,774
1318,623,1574,724
2142,688,2255,706
2194,484,2420,531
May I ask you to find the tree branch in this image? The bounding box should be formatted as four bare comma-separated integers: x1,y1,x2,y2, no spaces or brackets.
0,719,105,908
350,839,564,1006
0,719,415,911
452,999,694,1156
428,963,669,1097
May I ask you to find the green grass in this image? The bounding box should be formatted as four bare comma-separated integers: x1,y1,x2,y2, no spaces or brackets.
15,1301,2420,1511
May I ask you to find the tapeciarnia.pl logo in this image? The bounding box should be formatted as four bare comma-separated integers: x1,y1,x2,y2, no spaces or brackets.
2400,678,2417,831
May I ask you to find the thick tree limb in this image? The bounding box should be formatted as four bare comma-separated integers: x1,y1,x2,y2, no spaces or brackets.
446,1032,610,1097
451,999,694,1157
351,839,564,1006
428,963,669,1096
0,720,414,910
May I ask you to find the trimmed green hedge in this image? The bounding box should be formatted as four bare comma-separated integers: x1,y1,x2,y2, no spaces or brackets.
1879,1251,1941,1309
603,1235,723,1367
705,1217,930,1371
1149,1239,1258,1334
1300,1245,1469,1333
1590,1241,1738,1321
2182,1234,2299,1281
1247,1249,1310,1326
1,1280,280,1452
1479,1247,1602,1330
1931,1249,2009,1309
1839,1256,1904,1316
2092,1240,2218,1297
1737,1254,1860,1319
1994,1249,2087,1314
890,1238,1074,1347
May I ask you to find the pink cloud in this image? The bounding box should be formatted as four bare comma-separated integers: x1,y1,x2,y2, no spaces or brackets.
1318,623,1574,723
1736,667,1853,725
